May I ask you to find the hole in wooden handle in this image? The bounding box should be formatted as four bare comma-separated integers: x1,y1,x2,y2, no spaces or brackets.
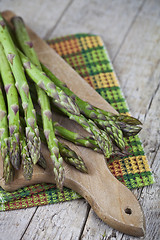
125,207,132,215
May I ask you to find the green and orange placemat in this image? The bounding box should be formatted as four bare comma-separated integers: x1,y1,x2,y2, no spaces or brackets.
0,34,154,211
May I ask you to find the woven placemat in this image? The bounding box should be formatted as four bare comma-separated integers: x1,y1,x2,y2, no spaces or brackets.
0,34,154,211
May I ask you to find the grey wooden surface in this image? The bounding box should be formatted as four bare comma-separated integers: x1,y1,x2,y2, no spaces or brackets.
0,0,159,239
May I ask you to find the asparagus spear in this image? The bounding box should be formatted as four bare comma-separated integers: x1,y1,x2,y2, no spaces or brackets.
36,111,129,158
0,78,14,183
30,84,129,157
117,122,142,137
36,114,100,151
53,122,100,151
58,141,87,173
0,14,41,165
37,153,47,169
18,119,33,180
20,134,33,181
27,81,101,152
17,51,114,158
52,122,129,158
12,16,65,190
18,49,80,116
95,108,142,125
39,127,87,173
0,43,20,170
41,64,142,139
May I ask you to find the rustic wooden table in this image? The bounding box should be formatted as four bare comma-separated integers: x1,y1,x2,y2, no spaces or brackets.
0,0,159,239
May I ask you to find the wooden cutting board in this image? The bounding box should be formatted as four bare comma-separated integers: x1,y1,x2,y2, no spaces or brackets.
0,10,145,237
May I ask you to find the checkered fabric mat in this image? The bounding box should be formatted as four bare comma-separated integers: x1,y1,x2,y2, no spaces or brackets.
0,34,154,211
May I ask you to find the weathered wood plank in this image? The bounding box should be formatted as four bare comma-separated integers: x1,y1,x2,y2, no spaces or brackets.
50,0,144,60
0,207,37,240
21,199,89,240
81,0,160,239
113,0,160,121
0,0,72,39
81,209,123,240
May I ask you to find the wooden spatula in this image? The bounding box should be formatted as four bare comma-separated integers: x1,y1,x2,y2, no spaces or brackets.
0,10,145,237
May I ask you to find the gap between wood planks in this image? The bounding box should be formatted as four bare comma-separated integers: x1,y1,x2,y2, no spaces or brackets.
112,0,146,62
78,204,91,240
20,207,38,240
44,0,74,40
144,79,160,123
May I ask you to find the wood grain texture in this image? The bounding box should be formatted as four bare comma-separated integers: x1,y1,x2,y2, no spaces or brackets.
49,0,145,60
0,207,37,240
0,0,159,239
21,199,89,240
0,0,72,39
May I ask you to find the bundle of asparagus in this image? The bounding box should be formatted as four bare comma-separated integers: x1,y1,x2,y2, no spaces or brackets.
0,14,142,190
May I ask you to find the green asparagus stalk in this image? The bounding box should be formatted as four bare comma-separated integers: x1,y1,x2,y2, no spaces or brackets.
18,49,80,116
30,86,129,157
37,114,100,152
95,108,142,125
19,116,47,170
18,117,33,180
53,122,129,158
95,108,142,136
39,96,65,190
36,112,129,158
28,82,101,152
17,51,114,158
12,16,65,190
94,118,125,150
117,122,142,137
20,114,64,189
39,127,87,173
37,153,47,169
20,133,33,181
65,113,114,158
0,78,14,183
0,14,41,165
42,63,126,150
53,122,100,151
41,64,142,138
0,43,20,170
58,141,88,173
